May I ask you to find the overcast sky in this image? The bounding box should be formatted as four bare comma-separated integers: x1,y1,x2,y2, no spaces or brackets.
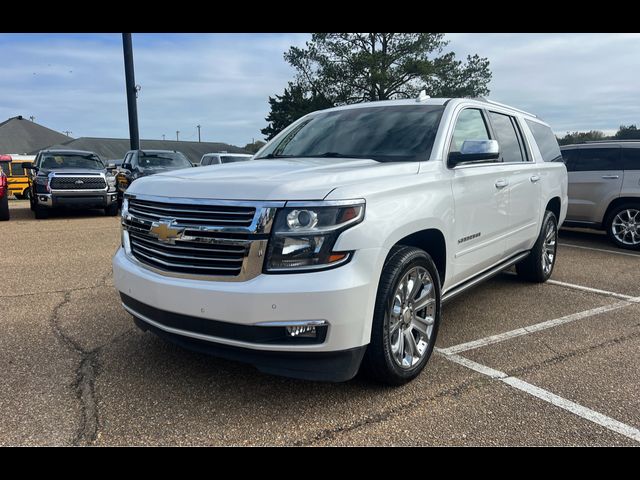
0,33,638,146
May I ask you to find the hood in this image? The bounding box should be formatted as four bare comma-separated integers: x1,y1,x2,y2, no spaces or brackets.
126,158,419,201
39,167,106,176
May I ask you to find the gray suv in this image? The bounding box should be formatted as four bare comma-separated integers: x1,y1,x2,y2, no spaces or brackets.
561,141,640,249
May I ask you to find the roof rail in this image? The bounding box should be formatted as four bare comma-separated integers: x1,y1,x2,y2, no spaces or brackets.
473,97,537,118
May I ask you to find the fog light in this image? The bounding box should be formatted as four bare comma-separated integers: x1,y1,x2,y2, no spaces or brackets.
286,325,317,338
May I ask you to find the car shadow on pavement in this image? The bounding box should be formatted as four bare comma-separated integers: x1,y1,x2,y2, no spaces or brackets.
8,199,116,221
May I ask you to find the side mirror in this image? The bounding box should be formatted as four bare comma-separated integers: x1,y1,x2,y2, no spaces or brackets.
448,140,500,167
23,162,37,170
121,164,131,171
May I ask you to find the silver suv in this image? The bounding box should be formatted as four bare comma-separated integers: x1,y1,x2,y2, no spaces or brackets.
561,141,640,250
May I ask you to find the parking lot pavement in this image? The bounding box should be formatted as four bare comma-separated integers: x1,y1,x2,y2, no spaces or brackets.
1,199,639,446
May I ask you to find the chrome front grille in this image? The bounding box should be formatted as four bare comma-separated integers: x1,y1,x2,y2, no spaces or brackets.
122,194,283,281
129,231,247,276
128,198,255,227
50,176,106,190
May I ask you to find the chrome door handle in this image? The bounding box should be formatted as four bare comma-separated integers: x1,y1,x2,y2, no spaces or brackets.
495,179,509,189
530,175,540,183
601,175,619,179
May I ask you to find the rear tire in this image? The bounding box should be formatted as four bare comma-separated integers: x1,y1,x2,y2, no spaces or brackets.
105,203,119,216
605,203,640,251
361,245,441,386
0,194,9,221
516,210,558,282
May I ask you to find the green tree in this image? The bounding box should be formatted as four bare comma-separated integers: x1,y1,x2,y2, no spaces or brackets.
243,140,266,154
261,82,333,141
614,124,640,140
263,33,492,139
557,130,607,146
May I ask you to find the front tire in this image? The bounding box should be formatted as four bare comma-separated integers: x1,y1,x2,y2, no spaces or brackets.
516,210,558,282
361,246,441,386
0,194,9,221
105,203,119,216
34,205,49,219
605,203,640,251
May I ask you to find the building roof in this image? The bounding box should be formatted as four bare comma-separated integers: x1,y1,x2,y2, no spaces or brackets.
0,116,72,155
36,137,249,164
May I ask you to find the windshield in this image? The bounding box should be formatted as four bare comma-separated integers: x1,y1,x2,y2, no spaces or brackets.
139,152,191,169
40,154,104,170
256,105,445,162
221,155,251,163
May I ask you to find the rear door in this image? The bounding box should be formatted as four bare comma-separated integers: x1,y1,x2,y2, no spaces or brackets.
565,146,623,224
486,111,541,255
621,146,640,199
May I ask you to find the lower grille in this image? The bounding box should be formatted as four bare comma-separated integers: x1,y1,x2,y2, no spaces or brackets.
128,231,248,276
50,176,106,189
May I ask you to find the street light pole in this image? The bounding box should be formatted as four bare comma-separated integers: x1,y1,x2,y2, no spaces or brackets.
176,131,180,141
197,125,201,143
122,33,140,151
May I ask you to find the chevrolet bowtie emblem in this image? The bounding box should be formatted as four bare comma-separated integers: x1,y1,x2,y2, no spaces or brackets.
149,220,183,243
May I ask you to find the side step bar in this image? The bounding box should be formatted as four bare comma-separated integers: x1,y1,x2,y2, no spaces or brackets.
442,251,530,304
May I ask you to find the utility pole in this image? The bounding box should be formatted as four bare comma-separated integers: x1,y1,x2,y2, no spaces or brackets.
29,116,35,122
122,33,140,151
176,131,180,141
197,125,201,143
63,130,72,137
162,134,165,141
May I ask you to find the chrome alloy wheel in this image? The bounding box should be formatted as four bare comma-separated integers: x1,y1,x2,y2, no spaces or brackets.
612,209,640,246
542,220,557,276
388,266,436,369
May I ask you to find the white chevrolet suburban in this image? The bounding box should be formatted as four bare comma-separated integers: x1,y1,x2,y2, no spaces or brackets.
113,96,568,385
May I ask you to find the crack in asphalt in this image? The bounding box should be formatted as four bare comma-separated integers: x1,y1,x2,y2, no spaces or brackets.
292,374,493,446
1,268,114,298
297,327,640,446
48,285,133,446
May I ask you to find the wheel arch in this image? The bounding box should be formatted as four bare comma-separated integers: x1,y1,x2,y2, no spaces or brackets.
546,196,562,222
389,228,447,286
602,196,640,226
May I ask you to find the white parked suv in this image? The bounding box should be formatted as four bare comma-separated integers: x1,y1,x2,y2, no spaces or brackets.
113,96,568,385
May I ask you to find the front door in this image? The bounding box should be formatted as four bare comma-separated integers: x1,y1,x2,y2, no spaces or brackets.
448,107,510,288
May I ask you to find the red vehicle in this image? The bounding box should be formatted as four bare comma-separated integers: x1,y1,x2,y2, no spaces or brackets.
0,158,9,220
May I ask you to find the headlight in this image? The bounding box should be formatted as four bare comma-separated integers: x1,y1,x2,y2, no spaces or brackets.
265,200,365,272
106,174,117,191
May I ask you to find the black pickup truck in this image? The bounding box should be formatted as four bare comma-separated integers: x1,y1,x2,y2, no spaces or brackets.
25,149,119,219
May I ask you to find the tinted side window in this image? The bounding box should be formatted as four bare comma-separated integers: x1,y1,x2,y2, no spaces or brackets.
622,148,640,170
571,147,621,171
488,112,524,163
526,119,562,162
560,148,579,170
0,163,9,175
450,109,490,153
12,163,25,175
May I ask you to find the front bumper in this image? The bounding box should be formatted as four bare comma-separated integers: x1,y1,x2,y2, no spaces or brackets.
113,246,383,377
36,191,119,208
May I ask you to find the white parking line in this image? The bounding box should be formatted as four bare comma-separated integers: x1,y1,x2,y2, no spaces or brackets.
439,300,635,355
439,352,640,443
547,279,638,301
559,242,640,258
